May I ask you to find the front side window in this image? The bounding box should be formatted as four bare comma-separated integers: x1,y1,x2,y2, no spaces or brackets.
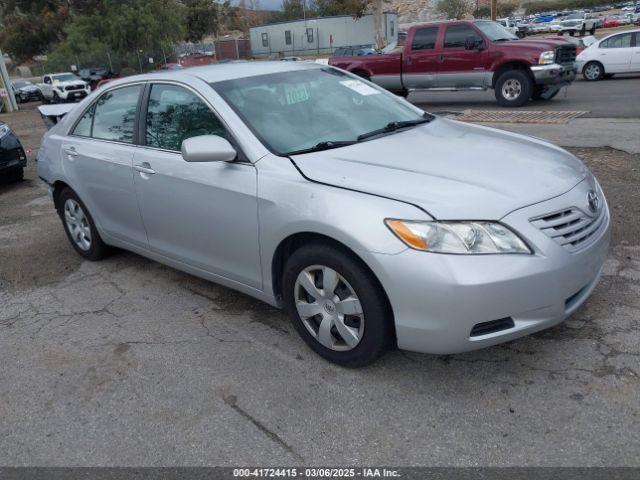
444,24,483,48
72,105,95,137
411,26,439,50
145,84,226,152
600,33,632,48
92,85,142,143
213,68,426,155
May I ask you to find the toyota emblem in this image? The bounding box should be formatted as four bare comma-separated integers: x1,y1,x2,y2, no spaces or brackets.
587,190,599,213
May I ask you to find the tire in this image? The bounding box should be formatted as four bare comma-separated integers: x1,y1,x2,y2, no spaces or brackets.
494,70,533,107
57,188,110,261
53,92,60,104
590,25,596,35
580,24,586,36
532,85,559,100
583,61,604,81
282,242,393,367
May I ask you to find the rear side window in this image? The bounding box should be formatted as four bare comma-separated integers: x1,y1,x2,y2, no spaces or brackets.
411,27,439,50
92,85,142,143
600,33,632,48
444,24,482,48
145,84,226,152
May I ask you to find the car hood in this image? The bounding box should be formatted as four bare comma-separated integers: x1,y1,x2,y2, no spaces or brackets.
497,38,567,50
18,85,40,92
291,118,588,220
52,80,86,87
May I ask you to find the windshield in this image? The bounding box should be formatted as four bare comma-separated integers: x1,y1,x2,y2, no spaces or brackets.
52,73,78,82
474,21,518,41
212,68,427,155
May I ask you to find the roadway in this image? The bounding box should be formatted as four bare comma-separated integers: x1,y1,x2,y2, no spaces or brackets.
410,75,640,118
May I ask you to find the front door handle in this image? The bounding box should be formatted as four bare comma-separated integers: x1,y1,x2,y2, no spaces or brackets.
437,54,445,63
63,146,78,157
134,162,156,175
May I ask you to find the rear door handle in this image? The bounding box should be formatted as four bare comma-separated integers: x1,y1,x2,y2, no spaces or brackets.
134,162,156,175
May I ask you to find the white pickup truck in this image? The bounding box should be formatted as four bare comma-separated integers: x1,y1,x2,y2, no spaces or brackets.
559,12,598,36
39,72,91,104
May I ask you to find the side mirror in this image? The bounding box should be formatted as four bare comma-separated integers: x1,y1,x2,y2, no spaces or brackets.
181,135,237,163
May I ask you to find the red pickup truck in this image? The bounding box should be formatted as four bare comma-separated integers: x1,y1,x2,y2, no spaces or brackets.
329,20,577,107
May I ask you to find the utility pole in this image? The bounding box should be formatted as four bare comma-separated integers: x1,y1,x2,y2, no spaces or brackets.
491,0,497,20
0,49,18,113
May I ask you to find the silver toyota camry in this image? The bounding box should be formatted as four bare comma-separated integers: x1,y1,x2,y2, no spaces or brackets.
37,62,610,367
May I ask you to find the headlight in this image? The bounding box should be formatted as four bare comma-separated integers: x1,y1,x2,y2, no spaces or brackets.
538,50,555,65
385,219,532,254
0,124,11,139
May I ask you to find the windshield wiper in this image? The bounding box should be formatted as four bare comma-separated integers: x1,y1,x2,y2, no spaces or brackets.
285,140,357,156
493,38,514,42
357,116,433,142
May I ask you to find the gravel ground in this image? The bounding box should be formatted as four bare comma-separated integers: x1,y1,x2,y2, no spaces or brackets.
0,104,638,466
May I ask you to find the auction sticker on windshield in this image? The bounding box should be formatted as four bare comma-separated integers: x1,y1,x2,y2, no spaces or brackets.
285,84,310,104
340,79,380,96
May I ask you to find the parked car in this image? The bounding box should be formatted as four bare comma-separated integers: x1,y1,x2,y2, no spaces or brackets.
155,62,183,71
558,11,598,35
603,16,621,27
11,80,42,103
37,62,610,366
545,35,597,54
0,121,27,181
329,20,577,107
39,72,91,103
77,67,112,89
576,28,640,80
497,17,528,37
333,46,377,57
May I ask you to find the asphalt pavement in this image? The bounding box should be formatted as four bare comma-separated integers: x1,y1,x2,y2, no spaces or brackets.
0,96,639,467
411,76,640,118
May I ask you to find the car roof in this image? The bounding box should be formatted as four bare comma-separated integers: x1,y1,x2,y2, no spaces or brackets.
100,61,324,88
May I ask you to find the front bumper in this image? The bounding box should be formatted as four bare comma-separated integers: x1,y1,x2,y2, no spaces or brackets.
366,179,610,355
530,63,577,86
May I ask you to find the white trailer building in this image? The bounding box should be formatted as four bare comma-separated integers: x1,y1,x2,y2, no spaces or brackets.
249,13,398,56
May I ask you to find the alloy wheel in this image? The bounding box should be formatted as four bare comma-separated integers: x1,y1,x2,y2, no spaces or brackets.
584,63,601,80
502,79,522,100
64,199,92,251
294,265,365,351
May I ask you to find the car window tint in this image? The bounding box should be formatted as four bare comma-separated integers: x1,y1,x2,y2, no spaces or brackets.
73,106,94,137
92,85,141,143
601,33,632,48
145,84,226,152
411,27,439,50
444,24,481,48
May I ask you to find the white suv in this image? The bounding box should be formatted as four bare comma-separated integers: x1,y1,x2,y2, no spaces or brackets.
39,73,91,104
559,12,598,36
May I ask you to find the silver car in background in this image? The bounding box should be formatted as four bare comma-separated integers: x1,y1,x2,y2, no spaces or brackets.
37,62,610,366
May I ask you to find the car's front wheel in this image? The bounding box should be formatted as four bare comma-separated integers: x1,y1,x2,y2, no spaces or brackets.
283,243,393,367
495,70,533,107
583,61,604,81
58,188,110,260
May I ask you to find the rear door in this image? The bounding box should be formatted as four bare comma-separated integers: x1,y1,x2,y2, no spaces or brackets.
402,25,441,89
598,32,634,72
62,84,148,248
436,23,490,88
131,82,262,288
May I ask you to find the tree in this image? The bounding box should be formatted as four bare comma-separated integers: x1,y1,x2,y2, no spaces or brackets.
279,0,306,21
183,0,218,41
436,0,473,19
311,0,367,17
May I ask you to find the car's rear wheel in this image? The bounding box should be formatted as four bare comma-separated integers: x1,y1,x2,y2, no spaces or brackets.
583,61,604,81
58,188,110,260
283,243,393,367
495,70,533,107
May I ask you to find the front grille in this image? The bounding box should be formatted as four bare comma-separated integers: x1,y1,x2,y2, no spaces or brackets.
555,45,577,65
531,204,606,253
65,85,84,91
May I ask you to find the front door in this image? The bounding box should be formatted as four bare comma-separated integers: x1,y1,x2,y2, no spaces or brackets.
402,25,441,89
437,23,490,88
132,83,262,289
62,84,148,248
